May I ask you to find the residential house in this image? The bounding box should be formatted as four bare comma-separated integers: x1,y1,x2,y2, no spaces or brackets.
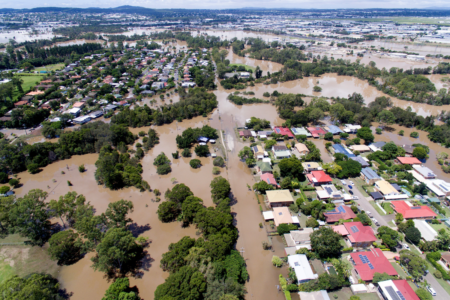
375,180,398,196
302,162,321,172
332,144,355,158
378,280,419,300
350,156,370,167
360,167,381,185
349,145,371,153
307,127,327,138
343,222,377,248
396,157,422,165
325,125,343,135
266,190,295,208
73,116,91,125
403,145,416,156
239,129,252,138
256,161,273,174
273,207,294,226
413,165,436,179
369,141,386,152
413,220,438,242
425,179,450,198
252,145,265,160
260,173,278,188
89,111,104,119
350,248,398,282
288,254,319,283
391,201,437,219
284,228,314,248
316,184,345,203
294,143,310,156
343,124,361,133
66,108,81,117
440,252,450,269
72,102,85,109
272,145,291,159
291,127,312,137
273,127,294,138
324,205,356,223
307,171,332,186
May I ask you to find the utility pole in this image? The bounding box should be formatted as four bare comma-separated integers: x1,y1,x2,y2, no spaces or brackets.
240,247,245,258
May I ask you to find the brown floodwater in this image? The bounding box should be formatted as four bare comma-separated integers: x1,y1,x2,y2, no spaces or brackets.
225,49,284,75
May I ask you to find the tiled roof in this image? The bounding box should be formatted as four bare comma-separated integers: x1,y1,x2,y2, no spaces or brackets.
391,201,437,219
343,222,377,243
350,248,397,281
324,205,356,223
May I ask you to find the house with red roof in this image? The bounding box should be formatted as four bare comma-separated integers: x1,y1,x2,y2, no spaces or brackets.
324,205,356,223
261,173,279,188
350,248,398,282
391,201,437,219
307,170,332,186
307,127,328,138
396,157,421,165
343,222,377,248
273,127,294,138
378,280,419,300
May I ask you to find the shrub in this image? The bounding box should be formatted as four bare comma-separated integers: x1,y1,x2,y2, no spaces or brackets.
0,186,10,194
272,255,283,267
313,86,322,92
399,130,404,136
434,270,442,279
194,145,210,157
78,164,85,172
213,156,225,167
410,132,419,138
263,92,270,97
27,163,39,174
212,166,220,175
157,164,171,175
8,179,19,188
181,148,191,157
376,128,382,134
172,151,179,159
189,159,201,169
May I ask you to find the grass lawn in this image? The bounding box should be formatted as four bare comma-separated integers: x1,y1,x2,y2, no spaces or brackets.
229,63,255,71
310,259,326,275
34,63,65,72
430,223,448,232
359,294,381,300
370,201,386,216
391,262,408,279
382,202,394,214
12,75,43,101
352,177,369,197
339,238,348,248
328,287,378,300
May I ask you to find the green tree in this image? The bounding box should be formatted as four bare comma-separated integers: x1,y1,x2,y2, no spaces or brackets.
377,110,396,127
105,199,134,229
181,196,204,224
210,177,231,203
157,201,180,222
102,278,141,300
194,145,210,157
372,272,395,283
48,230,83,265
253,181,274,194
405,226,421,245
399,250,427,280
190,159,202,168
160,236,196,273
91,227,144,276
154,266,206,300
153,152,170,166
277,223,297,235
48,191,85,229
357,127,374,144
181,148,191,157
412,147,427,160
27,163,40,174
213,156,225,167
309,108,324,124
165,184,193,204
306,218,319,228
395,213,404,224
8,178,19,188
9,189,51,245
157,164,171,175
310,227,342,258
0,273,61,299
278,156,304,178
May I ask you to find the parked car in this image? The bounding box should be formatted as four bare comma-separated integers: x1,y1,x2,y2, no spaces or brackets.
348,185,353,189
350,181,354,185
349,277,355,284
349,190,353,195
427,286,437,296
403,244,410,250
341,180,346,185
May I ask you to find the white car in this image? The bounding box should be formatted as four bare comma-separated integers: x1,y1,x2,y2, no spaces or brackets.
349,277,355,284
350,181,355,185
427,286,437,296
341,180,346,185
403,244,410,250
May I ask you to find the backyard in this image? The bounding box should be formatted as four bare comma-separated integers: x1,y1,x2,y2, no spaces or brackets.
328,287,379,300
382,202,394,214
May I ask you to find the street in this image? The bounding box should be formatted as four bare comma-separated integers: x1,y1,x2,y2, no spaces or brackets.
423,271,448,300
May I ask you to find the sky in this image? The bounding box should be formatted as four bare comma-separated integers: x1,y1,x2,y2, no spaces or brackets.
3,0,450,10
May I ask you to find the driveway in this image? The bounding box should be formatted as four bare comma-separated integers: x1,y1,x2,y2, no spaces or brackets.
344,180,390,228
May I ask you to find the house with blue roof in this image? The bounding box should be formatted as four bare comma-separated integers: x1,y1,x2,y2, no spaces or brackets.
332,144,355,158
360,167,381,185
325,125,343,135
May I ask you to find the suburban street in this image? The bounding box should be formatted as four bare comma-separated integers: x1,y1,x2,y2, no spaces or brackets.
423,271,448,300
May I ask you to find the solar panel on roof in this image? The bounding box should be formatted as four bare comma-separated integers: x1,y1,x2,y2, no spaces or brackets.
368,263,374,269
294,262,300,266
396,291,406,300
325,187,333,194
278,212,282,215
385,286,401,300
338,206,346,213
439,184,448,191
351,226,359,233
411,207,422,209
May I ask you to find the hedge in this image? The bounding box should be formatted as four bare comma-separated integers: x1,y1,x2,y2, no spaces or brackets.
284,291,292,300
426,252,450,280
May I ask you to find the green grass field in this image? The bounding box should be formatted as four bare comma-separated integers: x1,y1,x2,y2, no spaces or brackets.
382,202,394,214
370,201,386,216
12,75,43,101
34,63,65,72
229,63,255,71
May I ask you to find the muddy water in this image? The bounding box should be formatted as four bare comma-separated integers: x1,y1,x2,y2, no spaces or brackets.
371,124,450,181
365,40,450,56
225,48,284,75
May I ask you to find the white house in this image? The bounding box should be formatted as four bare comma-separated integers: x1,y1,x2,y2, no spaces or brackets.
287,254,318,283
